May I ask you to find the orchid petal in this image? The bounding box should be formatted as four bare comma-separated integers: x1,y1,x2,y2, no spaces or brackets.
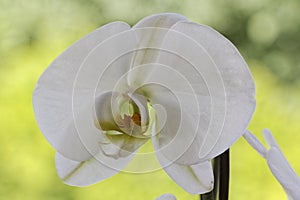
133,13,187,29
163,161,214,194
130,64,202,165
157,21,255,161
70,28,140,159
155,194,177,200
127,92,149,130
33,22,132,161
127,13,187,85
55,150,134,186
153,127,214,194
100,134,148,159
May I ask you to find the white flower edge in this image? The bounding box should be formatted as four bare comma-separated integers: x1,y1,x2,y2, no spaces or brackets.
155,194,177,200
244,129,300,200
159,21,256,162
152,118,214,194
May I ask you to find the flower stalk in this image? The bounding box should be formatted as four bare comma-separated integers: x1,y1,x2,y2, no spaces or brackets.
201,149,230,200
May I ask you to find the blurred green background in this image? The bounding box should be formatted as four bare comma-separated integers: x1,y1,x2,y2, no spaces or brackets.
0,0,299,199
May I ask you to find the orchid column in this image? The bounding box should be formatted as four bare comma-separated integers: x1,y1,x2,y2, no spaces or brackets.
33,13,256,197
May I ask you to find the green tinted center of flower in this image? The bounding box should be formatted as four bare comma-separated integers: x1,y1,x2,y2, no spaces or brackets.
94,92,156,158
95,92,151,139
116,99,143,134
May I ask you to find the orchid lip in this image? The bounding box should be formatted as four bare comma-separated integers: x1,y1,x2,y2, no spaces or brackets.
94,91,152,140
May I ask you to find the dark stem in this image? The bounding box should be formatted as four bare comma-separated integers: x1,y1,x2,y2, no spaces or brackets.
200,149,230,200
219,149,230,200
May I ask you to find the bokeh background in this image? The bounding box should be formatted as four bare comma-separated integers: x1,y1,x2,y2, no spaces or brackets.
0,0,299,199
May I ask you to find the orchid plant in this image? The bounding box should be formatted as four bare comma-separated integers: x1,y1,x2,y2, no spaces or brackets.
32,13,298,199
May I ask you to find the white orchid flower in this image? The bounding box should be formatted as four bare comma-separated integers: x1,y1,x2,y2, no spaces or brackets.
33,13,256,194
244,129,300,200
